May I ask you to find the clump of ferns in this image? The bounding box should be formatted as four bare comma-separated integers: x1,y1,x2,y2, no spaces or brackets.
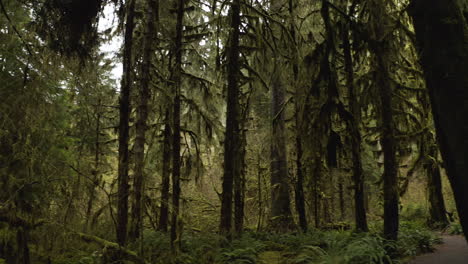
397,221,442,257
290,232,392,264
218,234,267,264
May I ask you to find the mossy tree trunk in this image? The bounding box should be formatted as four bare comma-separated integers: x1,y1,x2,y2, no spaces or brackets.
268,0,295,232
409,0,468,241
368,0,399,241
342,16,368,232
159,109,171,232
170,0,184,254
220,0,241,237
427,156,449,228
290,0,307,233
130,0,158,241
117,0,136,247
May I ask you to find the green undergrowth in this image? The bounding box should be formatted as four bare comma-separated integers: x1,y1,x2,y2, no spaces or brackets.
35,221,441,264
397,221,442,256
447,222,463,235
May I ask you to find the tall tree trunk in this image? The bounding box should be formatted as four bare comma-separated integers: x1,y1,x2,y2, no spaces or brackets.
170,0,184,254
84,103,101,232
116,0,136,247
16,228,30,264
342,19,368,232
313,157,321,228
290,0,307,233
377,52,399,242
368,0,399,241
220,0,241,237
234,131,246,234
295,135,307,232
159,109,171,232
129,0,158,242
269,65,295,231
409,0,468,241
427,156,449,228
338,181,345,221
256,156,265,231
268,0,295,232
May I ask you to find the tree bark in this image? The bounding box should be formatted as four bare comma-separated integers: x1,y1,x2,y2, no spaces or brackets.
85,102,101,232
220,0,241,237
117,0,136,247
170,0,184,254
342,19,368,232
268,0,295,232
295,135,307,232
290,0,307,233
269,65,295,231
427,157,449,228
129,0,158,242
409,0,468,241
16,228,30,264
234,133,246,234
368,0,399,241
159,109,171,232
377,53,399,242
313,157,321,228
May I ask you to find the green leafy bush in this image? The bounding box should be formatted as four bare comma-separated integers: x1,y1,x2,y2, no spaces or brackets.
218,233,267,264
397,221,441,257
447,222,463,235
290,232,391,264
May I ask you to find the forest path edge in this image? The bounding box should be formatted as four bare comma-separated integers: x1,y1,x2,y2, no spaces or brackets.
409,235,468,264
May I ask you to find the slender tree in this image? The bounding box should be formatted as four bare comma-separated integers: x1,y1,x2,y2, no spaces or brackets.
84,100,102,232
159,110,171,232
290,0,307,233
130,0,158,241
426,145,449,228
341,7,368,232
368,0,399,241
170,0,185,253
220,0,241,237
117,0,136,247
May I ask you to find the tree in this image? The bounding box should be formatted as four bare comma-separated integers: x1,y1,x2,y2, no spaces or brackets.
220,0,242,237
268,0,295,232
116,0,136,247
409,0,468,240
170,0,185,253
367,0,399,241
341,4,368,232
159,110,171,232
426,143,449,228
129,0,158,241
290,0,307,233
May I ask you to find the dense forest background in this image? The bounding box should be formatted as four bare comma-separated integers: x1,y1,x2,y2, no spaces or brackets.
1,0,468,263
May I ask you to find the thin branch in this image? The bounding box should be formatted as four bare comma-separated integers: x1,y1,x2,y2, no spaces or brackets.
0,0,33,56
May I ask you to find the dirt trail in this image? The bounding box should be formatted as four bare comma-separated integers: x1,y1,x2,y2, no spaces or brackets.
409,235,468,264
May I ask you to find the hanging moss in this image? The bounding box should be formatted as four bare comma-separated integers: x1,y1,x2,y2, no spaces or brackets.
34,0,110,58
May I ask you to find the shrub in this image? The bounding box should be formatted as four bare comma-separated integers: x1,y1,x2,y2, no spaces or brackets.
447,222,463,235
218,233,267,264
290,232,391,264
397,221,441,257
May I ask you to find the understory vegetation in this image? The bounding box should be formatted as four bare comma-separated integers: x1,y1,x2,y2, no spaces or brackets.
42,220,441,264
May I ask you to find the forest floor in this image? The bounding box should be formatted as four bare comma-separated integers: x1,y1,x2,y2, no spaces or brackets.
409,235,468,264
